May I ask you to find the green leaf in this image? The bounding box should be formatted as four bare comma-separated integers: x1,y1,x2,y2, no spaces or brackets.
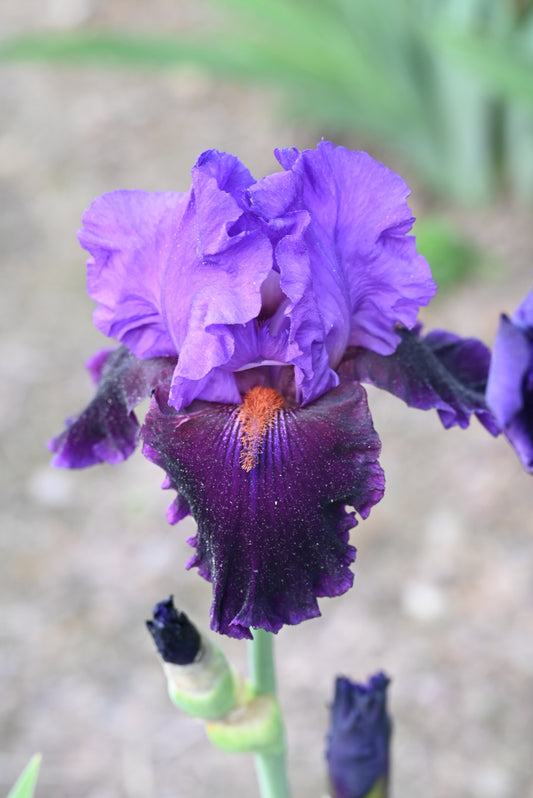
5,0,527,200
6,755,41,798
433,28,533,110
0,21,427,142
0,32,233,70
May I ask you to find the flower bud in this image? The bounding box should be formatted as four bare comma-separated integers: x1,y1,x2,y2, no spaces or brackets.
146,597,238,720
326,672,391,798
146,596,201,665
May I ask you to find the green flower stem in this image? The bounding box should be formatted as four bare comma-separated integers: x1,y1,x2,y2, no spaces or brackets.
248,628,277,696
253,751,292,798
248,630,292,798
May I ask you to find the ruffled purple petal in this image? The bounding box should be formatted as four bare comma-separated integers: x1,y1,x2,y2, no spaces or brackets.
272,142,436,362
141,381,384,639
246,169,338,404
158,152,275,409
79,190,187,358
77,144,436,411
343,327,499,433
487,302,533,472
49,346,176,468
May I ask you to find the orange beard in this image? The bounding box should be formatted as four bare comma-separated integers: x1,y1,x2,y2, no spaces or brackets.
238,386,285,471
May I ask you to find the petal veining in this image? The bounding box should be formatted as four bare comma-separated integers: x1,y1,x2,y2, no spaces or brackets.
141,381,384,638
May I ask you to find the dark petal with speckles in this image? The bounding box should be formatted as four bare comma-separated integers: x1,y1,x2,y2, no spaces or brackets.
141,381,384,639
49,346,176,468
343,327,498,434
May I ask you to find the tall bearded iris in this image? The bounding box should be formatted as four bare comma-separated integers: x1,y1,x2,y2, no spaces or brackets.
50,142,495,638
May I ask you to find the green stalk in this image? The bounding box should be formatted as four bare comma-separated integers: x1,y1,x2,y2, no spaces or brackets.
248,628,277,696
248,630,292,798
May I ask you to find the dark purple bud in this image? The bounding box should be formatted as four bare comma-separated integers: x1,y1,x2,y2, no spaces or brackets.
146,596,201,666
326,672,391,798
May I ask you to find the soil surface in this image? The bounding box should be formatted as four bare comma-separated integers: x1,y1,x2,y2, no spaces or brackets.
2,3,533,797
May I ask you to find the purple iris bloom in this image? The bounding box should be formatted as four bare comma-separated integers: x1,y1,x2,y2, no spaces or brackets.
486,288,533,471
326,672,391,798
49,142,494,638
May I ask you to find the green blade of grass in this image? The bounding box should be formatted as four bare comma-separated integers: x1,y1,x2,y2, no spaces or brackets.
0,22,427,141
0,31,242,70
6,755,41,798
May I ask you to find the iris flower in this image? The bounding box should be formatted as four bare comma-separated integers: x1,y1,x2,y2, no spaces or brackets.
50,142,495,638
487,287,533,471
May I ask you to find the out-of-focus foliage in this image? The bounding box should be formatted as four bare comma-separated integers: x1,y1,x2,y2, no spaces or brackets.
6,756,41,798
414,219,484,290
1,0,533,202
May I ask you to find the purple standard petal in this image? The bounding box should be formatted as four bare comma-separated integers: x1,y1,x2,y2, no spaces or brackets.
246,168,338,405
77,144,437,412
141,381,384,639
326,672,391,798
486,299,533,471
49,346,176,468
161,151,274,409
79,189,187,358
273,142,436,364
343,327,499,434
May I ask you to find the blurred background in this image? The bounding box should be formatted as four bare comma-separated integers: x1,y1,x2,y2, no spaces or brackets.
1,1,532,796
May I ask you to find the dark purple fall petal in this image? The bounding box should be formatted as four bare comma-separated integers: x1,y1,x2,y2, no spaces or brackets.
326,672,391,798
343,327,499,434
486,297,533,471
141,381,384,639
146,596,201,666
49,346,176,468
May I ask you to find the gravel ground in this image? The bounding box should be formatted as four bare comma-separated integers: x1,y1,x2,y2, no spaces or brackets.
2,3,533,797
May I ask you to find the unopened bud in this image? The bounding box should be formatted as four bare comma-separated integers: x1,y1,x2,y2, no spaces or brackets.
326,672,391,798
146,596,200,665
146,596,238,720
